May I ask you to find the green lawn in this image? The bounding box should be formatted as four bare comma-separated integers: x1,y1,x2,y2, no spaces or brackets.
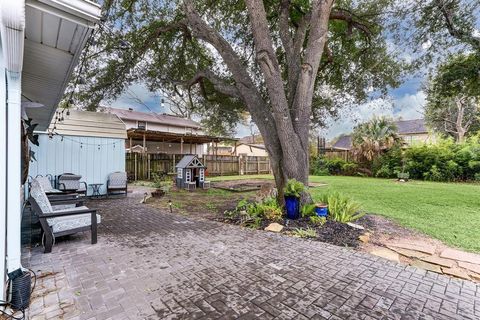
211,175,480,252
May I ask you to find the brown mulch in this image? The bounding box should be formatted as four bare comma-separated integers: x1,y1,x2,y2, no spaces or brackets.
284,218,364,248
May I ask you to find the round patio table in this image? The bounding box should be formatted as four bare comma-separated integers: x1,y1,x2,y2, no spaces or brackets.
89,183,104,198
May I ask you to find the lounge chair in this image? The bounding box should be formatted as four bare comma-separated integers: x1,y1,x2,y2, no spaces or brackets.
107,172,128,197
28,179,100,253
58,173,87,196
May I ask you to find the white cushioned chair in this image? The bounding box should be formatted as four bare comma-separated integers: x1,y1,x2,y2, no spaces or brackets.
29,179,100,253
58,173,87,196
107,171,128,197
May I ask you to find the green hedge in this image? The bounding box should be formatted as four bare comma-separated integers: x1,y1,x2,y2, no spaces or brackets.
373,137,480,182
312,136,480,182
310,156,358,176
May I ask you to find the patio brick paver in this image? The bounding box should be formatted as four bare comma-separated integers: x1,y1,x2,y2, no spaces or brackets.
23,189,480,319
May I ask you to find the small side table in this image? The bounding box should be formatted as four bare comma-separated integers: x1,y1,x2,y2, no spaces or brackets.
89,183,104,198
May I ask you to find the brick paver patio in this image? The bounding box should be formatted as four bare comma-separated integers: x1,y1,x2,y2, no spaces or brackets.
24,188,480,320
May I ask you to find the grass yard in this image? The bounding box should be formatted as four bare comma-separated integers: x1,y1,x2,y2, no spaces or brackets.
211,175,480,252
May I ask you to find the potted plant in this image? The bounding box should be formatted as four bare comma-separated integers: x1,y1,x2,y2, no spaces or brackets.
284,179,305,220
314,203,328,217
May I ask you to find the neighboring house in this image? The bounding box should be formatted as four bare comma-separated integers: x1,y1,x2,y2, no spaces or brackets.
29,110,126,195
210,144,234,156
235,143,269,157
239,133,264,144
0,0,101,300
106,107,230,155
331,119,435,150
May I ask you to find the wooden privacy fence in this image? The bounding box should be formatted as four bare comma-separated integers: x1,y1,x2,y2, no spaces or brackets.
321,149,355,162
126,153,271,180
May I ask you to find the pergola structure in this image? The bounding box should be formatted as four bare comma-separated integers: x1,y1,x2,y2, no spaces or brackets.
127,128,239,155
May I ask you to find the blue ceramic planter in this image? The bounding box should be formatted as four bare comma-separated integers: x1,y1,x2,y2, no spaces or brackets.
314,205,328,217
285,196,300,219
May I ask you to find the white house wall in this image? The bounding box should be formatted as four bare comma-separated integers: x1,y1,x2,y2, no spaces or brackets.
29,134,126,195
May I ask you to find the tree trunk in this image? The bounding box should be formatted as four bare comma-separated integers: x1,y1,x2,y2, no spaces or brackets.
455,97,466,143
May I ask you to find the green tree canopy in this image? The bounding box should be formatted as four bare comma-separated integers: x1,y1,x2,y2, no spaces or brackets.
425,53,480,142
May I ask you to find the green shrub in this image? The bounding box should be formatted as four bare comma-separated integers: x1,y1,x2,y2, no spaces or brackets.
311,157,357,176
300,204,317,217
475,173,480,181
284,179,305,198
372,137,480,182
309,216,326,226
231,197,283,226
375,165,392,178
318,192,364,223
291,227,317,238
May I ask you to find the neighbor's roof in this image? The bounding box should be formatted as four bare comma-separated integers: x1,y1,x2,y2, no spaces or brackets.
105,107,202,129
47,110,127,139
396,119,428,134
332,136,352,150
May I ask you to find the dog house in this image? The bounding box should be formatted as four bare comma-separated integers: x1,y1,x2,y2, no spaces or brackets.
175,155,208,190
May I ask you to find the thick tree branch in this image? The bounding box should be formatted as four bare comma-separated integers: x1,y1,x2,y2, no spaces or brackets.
329,9,372,38
245,0,311,181
434,0,480,50
279,0,294,65
182,70,241,99
183,0,283,168
291,0,334,149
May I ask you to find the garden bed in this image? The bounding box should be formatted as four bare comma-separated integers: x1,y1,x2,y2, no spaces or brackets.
212,179,274,192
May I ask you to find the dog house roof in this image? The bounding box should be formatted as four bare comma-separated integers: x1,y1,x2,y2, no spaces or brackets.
175,155,206,169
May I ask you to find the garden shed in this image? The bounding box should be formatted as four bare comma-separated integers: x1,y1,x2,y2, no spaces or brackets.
28,110,127,195
175,155,207,189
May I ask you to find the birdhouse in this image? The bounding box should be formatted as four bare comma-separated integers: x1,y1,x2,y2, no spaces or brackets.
175,155,207,190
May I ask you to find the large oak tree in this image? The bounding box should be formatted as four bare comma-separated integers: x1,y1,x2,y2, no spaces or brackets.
75,0,401,200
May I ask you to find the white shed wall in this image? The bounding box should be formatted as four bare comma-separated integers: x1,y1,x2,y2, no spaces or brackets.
29,134,125,195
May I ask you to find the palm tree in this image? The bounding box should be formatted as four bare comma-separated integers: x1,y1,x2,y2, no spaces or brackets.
352,117,400,162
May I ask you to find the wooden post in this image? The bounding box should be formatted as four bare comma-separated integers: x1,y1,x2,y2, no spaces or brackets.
129,137,132,153
147,154,151,180
134,153,138,181
190,142,192,154
257,157,260,174
180,137,184,154
172,154,175,173
143,133,146,153
238,156,241,175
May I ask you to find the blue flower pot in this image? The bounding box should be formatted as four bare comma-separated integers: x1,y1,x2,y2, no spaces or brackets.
314,205,328,217
285,196,300,220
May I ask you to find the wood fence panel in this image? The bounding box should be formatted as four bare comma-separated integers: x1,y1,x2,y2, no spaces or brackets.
126,153,271,180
